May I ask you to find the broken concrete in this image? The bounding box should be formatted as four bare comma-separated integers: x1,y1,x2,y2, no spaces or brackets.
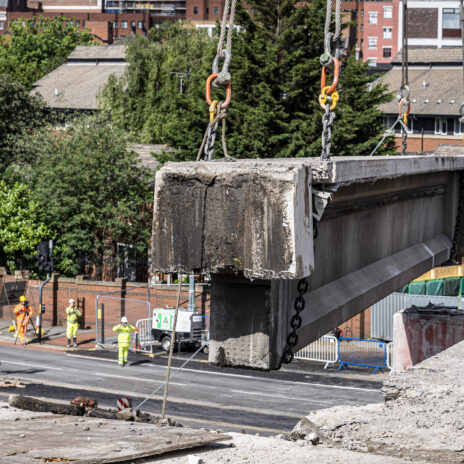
292,339,464,463
0,408,231,463
152,152,464,368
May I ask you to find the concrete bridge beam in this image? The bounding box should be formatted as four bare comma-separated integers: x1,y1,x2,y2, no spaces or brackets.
152,151,464,369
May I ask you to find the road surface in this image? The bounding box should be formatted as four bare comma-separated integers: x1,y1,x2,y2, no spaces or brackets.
0,345,383,435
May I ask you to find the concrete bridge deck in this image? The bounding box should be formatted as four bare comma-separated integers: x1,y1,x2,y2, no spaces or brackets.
152,148,464,369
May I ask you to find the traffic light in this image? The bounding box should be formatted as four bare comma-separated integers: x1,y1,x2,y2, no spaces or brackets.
37,240,54,272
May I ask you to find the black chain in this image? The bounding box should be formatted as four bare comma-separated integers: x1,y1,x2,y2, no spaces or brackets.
204,120,219,161
321,103,335,160
402,126,407,156
450,174,464,261
281,278,308,364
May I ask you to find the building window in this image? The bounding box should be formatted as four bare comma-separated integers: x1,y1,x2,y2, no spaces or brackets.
138,21,145,28
121,20,128,28
0,21,4,30
383,27,392,40
454,119,464,135
443,8,460,38
131,20,135,28
75,20,80,26
113,21,118,28
368,37,377,50
384,6,393,19
435,117,448,135
383,47,392,58
368,11,378,25
213,6,218,15
361,24,364,32
361,9,364,17
367,58,377,67
193,6,198,14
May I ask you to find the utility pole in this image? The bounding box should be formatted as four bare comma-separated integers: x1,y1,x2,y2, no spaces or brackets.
460,0,464,126
170,70,191,94
37,240,53,343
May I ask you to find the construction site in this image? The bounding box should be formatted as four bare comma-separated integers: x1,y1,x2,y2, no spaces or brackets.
1,0,464,461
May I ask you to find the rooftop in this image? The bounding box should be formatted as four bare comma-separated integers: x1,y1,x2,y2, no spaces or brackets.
392,48,463,65
31,45,127,110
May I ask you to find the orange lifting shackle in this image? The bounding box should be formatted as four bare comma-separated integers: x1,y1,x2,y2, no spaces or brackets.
320,57,341,95
205,73,231,109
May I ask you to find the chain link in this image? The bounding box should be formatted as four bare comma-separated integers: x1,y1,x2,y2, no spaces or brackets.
401,126,407,156
321,103,335,161
450,174,464,261
281,278,309,364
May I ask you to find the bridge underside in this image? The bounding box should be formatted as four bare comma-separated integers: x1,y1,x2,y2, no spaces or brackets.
152,151,464,369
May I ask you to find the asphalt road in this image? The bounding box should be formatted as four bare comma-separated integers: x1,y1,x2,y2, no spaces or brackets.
0,345,383,435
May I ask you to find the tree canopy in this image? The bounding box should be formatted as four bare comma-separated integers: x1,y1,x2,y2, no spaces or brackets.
0,180,50,272
101,0,394,160
26,115,153,278
0,16,94,88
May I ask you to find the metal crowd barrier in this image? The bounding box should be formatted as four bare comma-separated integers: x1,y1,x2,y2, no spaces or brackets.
294,334,338,368
386,341,393,374
133,318,155,353
338,337,387,374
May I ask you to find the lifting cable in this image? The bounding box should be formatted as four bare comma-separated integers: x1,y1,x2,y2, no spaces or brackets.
459,0,464,133
319,0,342,161
371,0,410,157
197,0,237,161
398,0,410,156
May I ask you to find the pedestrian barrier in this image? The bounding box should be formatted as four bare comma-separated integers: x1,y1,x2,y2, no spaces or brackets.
338,337,387,374
117,397,132,411
294,334,338,368
133,318,155,353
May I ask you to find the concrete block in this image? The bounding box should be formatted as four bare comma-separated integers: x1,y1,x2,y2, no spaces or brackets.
153,160,314,280
392,305,464,372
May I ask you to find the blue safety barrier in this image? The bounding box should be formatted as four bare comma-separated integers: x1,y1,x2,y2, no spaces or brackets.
337,337,387,374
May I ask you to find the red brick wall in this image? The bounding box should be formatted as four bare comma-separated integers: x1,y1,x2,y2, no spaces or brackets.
339,307,371,339
393,135,464,153
0,274,210,329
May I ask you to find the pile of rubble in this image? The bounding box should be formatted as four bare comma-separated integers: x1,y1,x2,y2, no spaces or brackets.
292,340,464,463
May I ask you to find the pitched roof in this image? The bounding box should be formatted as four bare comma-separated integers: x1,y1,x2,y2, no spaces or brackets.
379,67,464,116
31,45,127,110
68,45,127,62
392,48,463,65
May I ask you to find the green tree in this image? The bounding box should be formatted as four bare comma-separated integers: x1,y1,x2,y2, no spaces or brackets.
0,180,50,272
102,3,394,159
0,16,94,88
0,74,45,173
29,115,153,278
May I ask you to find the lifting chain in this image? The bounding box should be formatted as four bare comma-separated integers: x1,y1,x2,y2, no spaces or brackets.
319,0,342,161
450,174,464,262
281,278,308,364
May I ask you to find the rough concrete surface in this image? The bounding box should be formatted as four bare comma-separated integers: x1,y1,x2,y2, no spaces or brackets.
293,340,464,463
0,403,230,463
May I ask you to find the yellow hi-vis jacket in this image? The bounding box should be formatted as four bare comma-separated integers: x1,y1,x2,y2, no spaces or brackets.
112,324,135,346
66,306,82,324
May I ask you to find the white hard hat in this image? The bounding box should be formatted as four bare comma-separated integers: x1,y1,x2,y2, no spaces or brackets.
121,316,128,324
69,298,75,304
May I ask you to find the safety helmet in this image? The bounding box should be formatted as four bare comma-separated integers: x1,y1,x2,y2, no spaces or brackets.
69,298,75,304
19,296,26,302
121,316,128,324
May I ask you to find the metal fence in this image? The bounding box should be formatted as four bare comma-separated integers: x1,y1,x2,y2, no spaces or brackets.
95,295,151,348
371,292,464,341
338,337,387,374
294,335,338,368
133,318,155,353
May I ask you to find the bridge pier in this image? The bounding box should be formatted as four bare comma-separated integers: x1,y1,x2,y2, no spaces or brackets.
153,151,464,369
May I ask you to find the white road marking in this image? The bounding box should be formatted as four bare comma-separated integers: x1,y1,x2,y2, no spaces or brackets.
0,360,63,371
96,372,186,387
65,354,118,363
143,364,380,393
230,389,331,404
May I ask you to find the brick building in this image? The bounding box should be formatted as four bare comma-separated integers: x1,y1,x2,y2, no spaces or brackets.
380,48,464,152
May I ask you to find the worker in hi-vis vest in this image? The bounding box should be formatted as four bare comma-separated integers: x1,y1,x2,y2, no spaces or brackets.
14,296,34,343
112,316,135,367
66,299,82,348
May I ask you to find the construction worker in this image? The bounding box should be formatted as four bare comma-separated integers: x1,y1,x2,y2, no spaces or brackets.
14,296,34,343
112,316,135,367
66,299,82,348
